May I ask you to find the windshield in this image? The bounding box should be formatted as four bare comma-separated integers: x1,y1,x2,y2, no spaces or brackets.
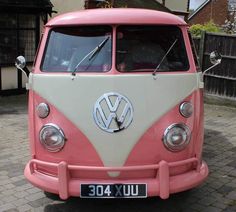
116,25,189,72
41,26,112,72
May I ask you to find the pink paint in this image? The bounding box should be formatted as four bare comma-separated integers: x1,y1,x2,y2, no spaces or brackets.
25,158,208,199
24,8,208,200
46,9,186,27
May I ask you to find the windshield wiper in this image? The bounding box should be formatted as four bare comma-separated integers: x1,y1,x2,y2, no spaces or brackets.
152,39,178,77
71,36,110,76
89,37,110,61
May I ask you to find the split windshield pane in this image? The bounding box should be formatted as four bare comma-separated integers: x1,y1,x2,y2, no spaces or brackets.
116,25,189,72
41,26,112,72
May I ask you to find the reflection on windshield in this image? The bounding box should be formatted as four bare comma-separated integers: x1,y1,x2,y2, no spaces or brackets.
116,25,189,72
41,26,112,72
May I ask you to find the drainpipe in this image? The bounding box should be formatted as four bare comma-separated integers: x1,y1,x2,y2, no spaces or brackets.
187,0,190,12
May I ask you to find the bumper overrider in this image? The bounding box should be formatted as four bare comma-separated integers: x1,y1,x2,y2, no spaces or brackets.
24,157,208,200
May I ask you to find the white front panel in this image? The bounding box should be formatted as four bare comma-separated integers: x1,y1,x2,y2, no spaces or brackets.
32,73,198,169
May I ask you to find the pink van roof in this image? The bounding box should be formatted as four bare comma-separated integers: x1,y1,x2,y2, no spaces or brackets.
46,8,187,27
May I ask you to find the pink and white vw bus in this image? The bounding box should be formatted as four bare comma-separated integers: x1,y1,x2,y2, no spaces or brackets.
15,8,221,200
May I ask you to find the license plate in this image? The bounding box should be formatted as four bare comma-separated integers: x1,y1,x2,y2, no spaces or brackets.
80,184,147,198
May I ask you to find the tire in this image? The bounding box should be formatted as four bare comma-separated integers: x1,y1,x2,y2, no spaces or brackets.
44,191,63,201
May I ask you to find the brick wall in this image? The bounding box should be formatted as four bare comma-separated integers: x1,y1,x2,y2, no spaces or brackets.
189,0,228,26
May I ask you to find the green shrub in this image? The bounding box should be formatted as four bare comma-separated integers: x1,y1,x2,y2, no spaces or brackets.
189,21,221,37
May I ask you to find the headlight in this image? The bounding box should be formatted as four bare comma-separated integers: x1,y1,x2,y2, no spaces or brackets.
163,123,191,152
39,124,66,152
179,102,193,118
36,103,50,118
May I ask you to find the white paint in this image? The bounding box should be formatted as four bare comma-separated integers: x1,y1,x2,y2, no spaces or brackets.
22,65,31,88
31,73,199,174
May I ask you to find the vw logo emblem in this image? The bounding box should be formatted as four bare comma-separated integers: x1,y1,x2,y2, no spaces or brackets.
93,92,134,133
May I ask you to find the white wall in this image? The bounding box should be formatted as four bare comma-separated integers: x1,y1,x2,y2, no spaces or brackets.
1,65,31,91
50,0,84,17
157,0,189,12
1,67,18,90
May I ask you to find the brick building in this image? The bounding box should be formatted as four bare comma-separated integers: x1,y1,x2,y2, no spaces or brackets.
188,0,231,25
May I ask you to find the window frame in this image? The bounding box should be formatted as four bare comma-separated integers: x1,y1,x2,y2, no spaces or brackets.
188,31,201,72
0,13,39,67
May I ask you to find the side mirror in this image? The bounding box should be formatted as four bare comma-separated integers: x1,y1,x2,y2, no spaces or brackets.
210,51,222,65
15,56,29,78
15,56,26,69
203,51,222,76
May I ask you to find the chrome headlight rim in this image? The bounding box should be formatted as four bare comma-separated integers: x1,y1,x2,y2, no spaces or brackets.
39,123,66,152
179,102,193,118
36,103,50,119
163,123,191,152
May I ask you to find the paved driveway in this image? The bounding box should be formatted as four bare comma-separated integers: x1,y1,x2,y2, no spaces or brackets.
0,95,236,212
